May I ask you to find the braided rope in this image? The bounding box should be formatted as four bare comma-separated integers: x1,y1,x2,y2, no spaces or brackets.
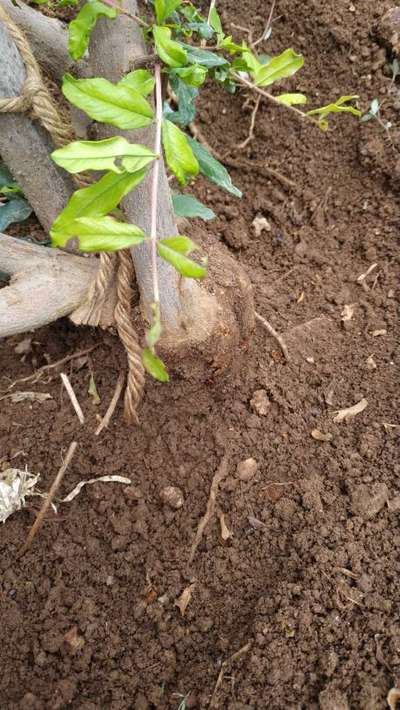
0,7,144,422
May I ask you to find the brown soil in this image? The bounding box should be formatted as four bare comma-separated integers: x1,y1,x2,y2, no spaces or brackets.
1,0,400,708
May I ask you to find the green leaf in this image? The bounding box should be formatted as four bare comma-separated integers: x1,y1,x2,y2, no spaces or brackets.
119,69,155,96
52,215,146,252
184,22,214,40
68,0,116,61
175,64,207,87
162,120,199,185
252,48,304,86
307,95,361,129
172,193,215,220
179,42,228,67
0,196,32,231
155,0,182,24
187,137,242,197
209,6,223,36
165,76,198,126
62,73,154,129
146,302,162,349
157,235,207,279
276,92,307,106
153,26,188,67
51,169,146,235
142,348,169,382
52,137,157,174
88,374,101,405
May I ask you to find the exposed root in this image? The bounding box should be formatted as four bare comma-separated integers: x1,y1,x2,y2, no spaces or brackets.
95,371,126,436
255,311,290,361
60,372,85,424
237,94,261,150
188,452,230,565
3,345,100,392
209,641,252,708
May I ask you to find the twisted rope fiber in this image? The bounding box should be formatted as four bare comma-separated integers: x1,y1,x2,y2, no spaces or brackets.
0,7,144,422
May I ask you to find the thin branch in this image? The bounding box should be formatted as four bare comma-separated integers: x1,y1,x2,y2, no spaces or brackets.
100,0,148,26
253,0,276,46
60,373,85,424
150,63,162,307
95,371,125,436
255,311,289,361
21,441,78,555
237,94,261,150
3,345,100,392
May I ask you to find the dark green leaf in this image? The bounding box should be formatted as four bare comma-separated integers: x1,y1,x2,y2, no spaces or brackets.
165,77,198,126
52,215,146,252
179,42,228,67
142,348,169,382
157,236,207,279
119,69,155,96
153,25,188,67
187,137,242,197
68,0,116,61
0,197,32,231
172,193,215,220
162,120,199,185
52,137,156,174
184,22,214,39
62,73,154,129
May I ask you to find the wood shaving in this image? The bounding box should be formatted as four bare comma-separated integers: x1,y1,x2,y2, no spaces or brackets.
333,398,368,423
311,429,333,442
372,329,387,337
219,512,233,541
1,391,51,403
174,584,195,617
61,475,131,503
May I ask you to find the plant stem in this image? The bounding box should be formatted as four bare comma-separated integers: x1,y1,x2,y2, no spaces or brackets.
207,0,216,24
100,0,148,27
233,72,321,128
150,64,163,307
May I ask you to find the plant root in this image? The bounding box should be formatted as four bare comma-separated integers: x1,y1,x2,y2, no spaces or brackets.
255,311,290,361
60,372,85,424
95,371,126,436
209,641,252,708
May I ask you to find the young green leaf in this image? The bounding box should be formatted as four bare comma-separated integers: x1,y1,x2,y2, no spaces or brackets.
62,74,154,129
0,196,32,231
68,0,116,61
360,98,380,123
179,42,228,67
142,348,169,382
162,120,199,185
209,6,223,37
119,69,155,96
307,95,361,130
252,48,304,87
52,215,146,252
187,137,242,197
52,137,157,174
175,64,207,87
157,235,207,279
153,26,188,67
276,93,307,106
172,194,215,220
155,0,182,25
51,169,146,235
146,302,162,349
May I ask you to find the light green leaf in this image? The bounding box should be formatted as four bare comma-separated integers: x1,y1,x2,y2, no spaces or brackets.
175,64,207,87
179,42,228,67
155,0,182,24
209,6,223,36
153,26,188,67
307,95,361,129
157,236,207,279
68,0,116,61
52,137,157,174
187,137,242,197
276,92,307,106
142,348,169,382
172,193,215,220
162,120,199,185
146,302,162,349
62,73,154,129
252,48,304,87
52,215,146,252
119,69,155,96
51,169,146,235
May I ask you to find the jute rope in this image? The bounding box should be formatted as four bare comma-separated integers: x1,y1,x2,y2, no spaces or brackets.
0,6,144,422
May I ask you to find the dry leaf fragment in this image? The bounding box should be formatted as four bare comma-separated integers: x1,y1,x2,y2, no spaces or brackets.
64,626,85,654
0,468,40,523
333,398,368,423
387,688,400,710
61,475,131,503
341,304,355,322
3,391,52,404
175,584,195,617
297,291,305,304
324,387,335,406
372,329,387,337
88,374,101,405
357,263,377,290
311,429,333,442
219,512,233,541
366,355,377,370
252,216,271,237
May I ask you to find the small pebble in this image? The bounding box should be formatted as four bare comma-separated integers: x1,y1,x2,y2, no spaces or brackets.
236,458,258,482
160,486,184,509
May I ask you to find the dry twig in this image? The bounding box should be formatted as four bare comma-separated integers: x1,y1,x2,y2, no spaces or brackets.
209,641,252,708
238,95,261,150
95,371,126,436
3,345,99,392
21,441,78,554
188,452,230,564
60,372,85,424
255,311,289,361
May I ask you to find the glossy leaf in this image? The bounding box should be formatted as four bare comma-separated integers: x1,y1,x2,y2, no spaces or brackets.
51,169,146,236
276,92,307,106
179,42,228,67
209,6,223,36
142,348,169,382
252,48,304,86
307,95,361,130
155,0,182,24
172,193,215,220
119,69,155,96
68,0,116,61
62,74,154,129
52,215,146,252
153,26,188,67
52,137,156,174
165,77,198,126
175,64,207,87
187,137,242,197
0,197,32,231
157,236,207,279
162,120,199,185
184,22,214,39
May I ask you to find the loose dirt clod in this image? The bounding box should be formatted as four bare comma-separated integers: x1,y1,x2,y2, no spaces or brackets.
319,685,350,710
350,483,389,519
250,389,271,416
252,215,271,237
160,485,184,510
